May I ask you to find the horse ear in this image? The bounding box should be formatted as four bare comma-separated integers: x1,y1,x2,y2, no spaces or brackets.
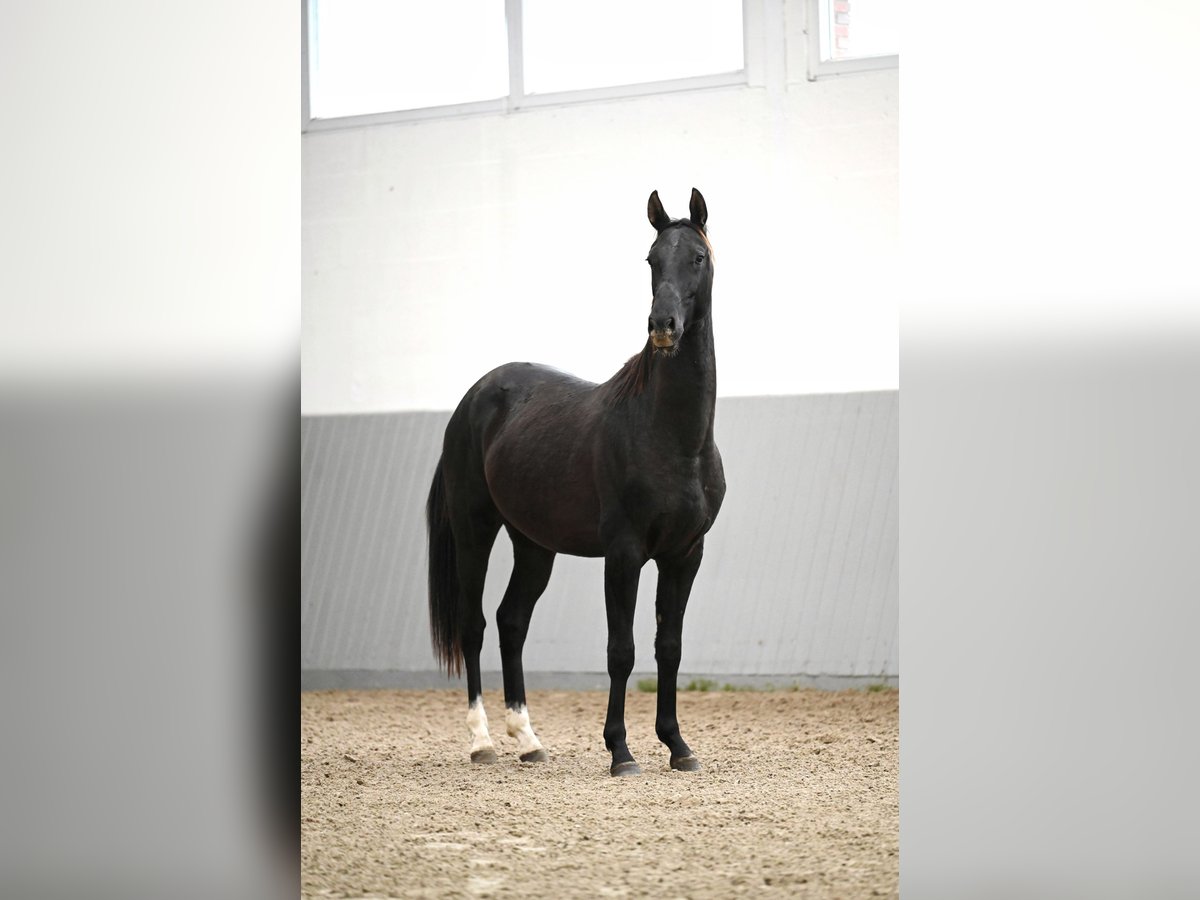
647,190,671,232
689,188,708,231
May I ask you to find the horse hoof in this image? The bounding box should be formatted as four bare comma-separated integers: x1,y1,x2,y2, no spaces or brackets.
470,747,497,765
610,760,642,777
670,754,701,772
519,748,549,763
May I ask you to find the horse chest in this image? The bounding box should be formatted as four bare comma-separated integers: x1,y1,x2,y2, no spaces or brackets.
623,459,715,557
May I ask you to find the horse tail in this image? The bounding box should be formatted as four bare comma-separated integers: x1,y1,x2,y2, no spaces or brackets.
426,456,463,677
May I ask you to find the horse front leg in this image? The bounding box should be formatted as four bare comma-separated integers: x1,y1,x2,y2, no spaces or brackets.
603,539,646,776
655,541,704,771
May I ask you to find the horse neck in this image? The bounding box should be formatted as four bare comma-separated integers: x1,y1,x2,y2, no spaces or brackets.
646,314,717,455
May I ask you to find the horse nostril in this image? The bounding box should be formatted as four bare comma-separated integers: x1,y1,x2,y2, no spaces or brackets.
647,316,655,334
648,316,675,333
649,315,677,334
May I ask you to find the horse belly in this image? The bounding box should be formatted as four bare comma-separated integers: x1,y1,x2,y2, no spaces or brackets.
484,444,605,557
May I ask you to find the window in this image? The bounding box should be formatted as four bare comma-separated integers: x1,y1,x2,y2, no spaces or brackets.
304,0,746,127
307,1,509,119
521,0,743,96
807,0,899,80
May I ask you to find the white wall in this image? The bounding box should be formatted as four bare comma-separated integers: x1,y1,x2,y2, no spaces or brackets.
302,7,897,414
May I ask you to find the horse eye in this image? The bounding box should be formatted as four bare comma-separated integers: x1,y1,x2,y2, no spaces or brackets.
694,254,705,265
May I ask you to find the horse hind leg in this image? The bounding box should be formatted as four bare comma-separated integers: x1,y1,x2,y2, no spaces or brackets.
496,528,556,762
453,506,502,764
466,696,496,765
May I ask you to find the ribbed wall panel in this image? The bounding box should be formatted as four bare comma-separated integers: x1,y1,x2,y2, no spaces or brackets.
301,392,898,679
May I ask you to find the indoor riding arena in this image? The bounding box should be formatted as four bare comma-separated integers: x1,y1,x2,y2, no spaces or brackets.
303,1,898,897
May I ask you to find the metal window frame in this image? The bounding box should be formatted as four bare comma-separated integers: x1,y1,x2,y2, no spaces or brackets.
803,0,898,81
302,0,755,132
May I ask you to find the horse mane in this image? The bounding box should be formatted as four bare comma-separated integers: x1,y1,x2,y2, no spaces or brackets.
606,339,655,405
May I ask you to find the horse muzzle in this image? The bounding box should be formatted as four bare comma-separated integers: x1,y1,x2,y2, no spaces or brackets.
650,330,677,349
649,289,683,351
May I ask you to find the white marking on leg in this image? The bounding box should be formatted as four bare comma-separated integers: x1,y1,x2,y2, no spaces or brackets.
505,704,544,756
467,698,495,755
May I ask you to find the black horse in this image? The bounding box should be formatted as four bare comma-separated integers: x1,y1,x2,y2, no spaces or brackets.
426,188,725,776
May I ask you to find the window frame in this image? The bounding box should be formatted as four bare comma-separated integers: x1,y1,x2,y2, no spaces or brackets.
302,0,754,131
803,0,898,81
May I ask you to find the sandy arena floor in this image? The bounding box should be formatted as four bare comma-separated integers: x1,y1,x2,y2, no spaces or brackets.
301,688,898,899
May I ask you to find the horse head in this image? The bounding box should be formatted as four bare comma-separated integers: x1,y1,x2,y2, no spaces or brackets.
645,188,713,356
